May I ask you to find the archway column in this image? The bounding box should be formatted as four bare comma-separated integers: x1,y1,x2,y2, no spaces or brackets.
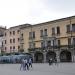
31,52,35,63
72,49,75,62
43,51,46,63
56,50,60,62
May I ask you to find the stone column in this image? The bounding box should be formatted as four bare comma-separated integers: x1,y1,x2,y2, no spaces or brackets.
72,50,75,62
43,52,46,63
56,50,60,62
31,52,35,63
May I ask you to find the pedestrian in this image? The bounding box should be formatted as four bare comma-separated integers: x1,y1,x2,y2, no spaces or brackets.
48,58,53,66
20,59,24,71
23,58,29,71
29,58,32,68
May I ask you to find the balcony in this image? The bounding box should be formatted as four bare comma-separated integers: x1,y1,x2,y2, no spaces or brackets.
28,45,74,53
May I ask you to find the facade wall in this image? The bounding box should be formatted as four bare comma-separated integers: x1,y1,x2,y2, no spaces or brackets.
0,16,75,62
22,17,75,51
3,27,21,53
1,16,75,55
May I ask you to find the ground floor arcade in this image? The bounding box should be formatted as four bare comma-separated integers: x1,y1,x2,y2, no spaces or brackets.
30,49,75,63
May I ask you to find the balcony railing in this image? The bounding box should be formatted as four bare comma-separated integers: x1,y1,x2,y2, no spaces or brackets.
28,45,75,53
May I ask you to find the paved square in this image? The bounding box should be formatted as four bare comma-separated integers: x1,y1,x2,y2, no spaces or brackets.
0,63,75,75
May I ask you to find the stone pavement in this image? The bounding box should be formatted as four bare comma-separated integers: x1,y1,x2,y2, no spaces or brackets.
0,63,75,75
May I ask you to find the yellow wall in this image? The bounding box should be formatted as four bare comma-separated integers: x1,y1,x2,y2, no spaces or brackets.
22,17,75,52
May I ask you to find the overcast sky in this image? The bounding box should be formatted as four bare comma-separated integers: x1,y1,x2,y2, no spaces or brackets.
0,0,75,28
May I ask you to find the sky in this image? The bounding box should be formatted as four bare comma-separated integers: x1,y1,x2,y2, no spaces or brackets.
0,0,75,28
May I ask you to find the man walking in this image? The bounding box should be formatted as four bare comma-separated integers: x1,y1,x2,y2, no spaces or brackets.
29,58,32,68
24,58,29,70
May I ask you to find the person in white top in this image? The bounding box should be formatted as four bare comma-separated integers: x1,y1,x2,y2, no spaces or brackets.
20,59,25,70
23,59,29,70
29,58,32,68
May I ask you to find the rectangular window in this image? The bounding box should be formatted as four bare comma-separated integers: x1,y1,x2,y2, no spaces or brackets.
57,40,60,46
5,47,7,50
21,33,23,37
57,26,60,34
68,38,71,45
72,24,75,32
66,25,71,33
33,31,35,38
10,39,12,43
29,32,32,39
44,29,47,36
47,41,51,47
29,42,35,48
5,33,6,36
18,46,20,49
52,27,55,35
40,30,43,37
13,46,15,49
13,31,15,35
5,40,6,44
13,38,15,43
17,30,20,34
18,38,20,42
10,46,12,50
10,31,12,35
41,41,45,48
33,43,35,48
29,32,35,39
73,38,75,45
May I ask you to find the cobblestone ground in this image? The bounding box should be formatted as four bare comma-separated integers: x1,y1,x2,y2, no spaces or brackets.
0,63,75,75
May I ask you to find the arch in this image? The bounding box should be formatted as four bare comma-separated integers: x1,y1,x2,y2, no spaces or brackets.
46,51,56,62
60,50,72,62
34,51,44,63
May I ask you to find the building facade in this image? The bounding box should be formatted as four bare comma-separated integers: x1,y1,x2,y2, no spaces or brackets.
3,24,30,53
0,27,6,54
21,16,75,63
1,16,75,63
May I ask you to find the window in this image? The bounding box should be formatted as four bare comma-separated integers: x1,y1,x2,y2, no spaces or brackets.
29,32,32,39
2,42,3,47
13,46,15,49
72,24,75,32
57,26,60,34
29,42,35,48
13,38,15,43
17,30,20,34
18,46,20,49
29,32,35,39
13,31,15,35
33,31,35,38
41,41,45,48
57,40,60,46
10,31,12,35
5,33,6,36
10,46,12,50
73,38,75,45
68,38,71,45
5,40,7,44
47,41,51,47
44,29,47,36
21,33,23,37
40,30,43,37
66,25,71,33
29,42,32,48
5,47,7,51
52,27,55,35
18,38,20,42
10,39,12,43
